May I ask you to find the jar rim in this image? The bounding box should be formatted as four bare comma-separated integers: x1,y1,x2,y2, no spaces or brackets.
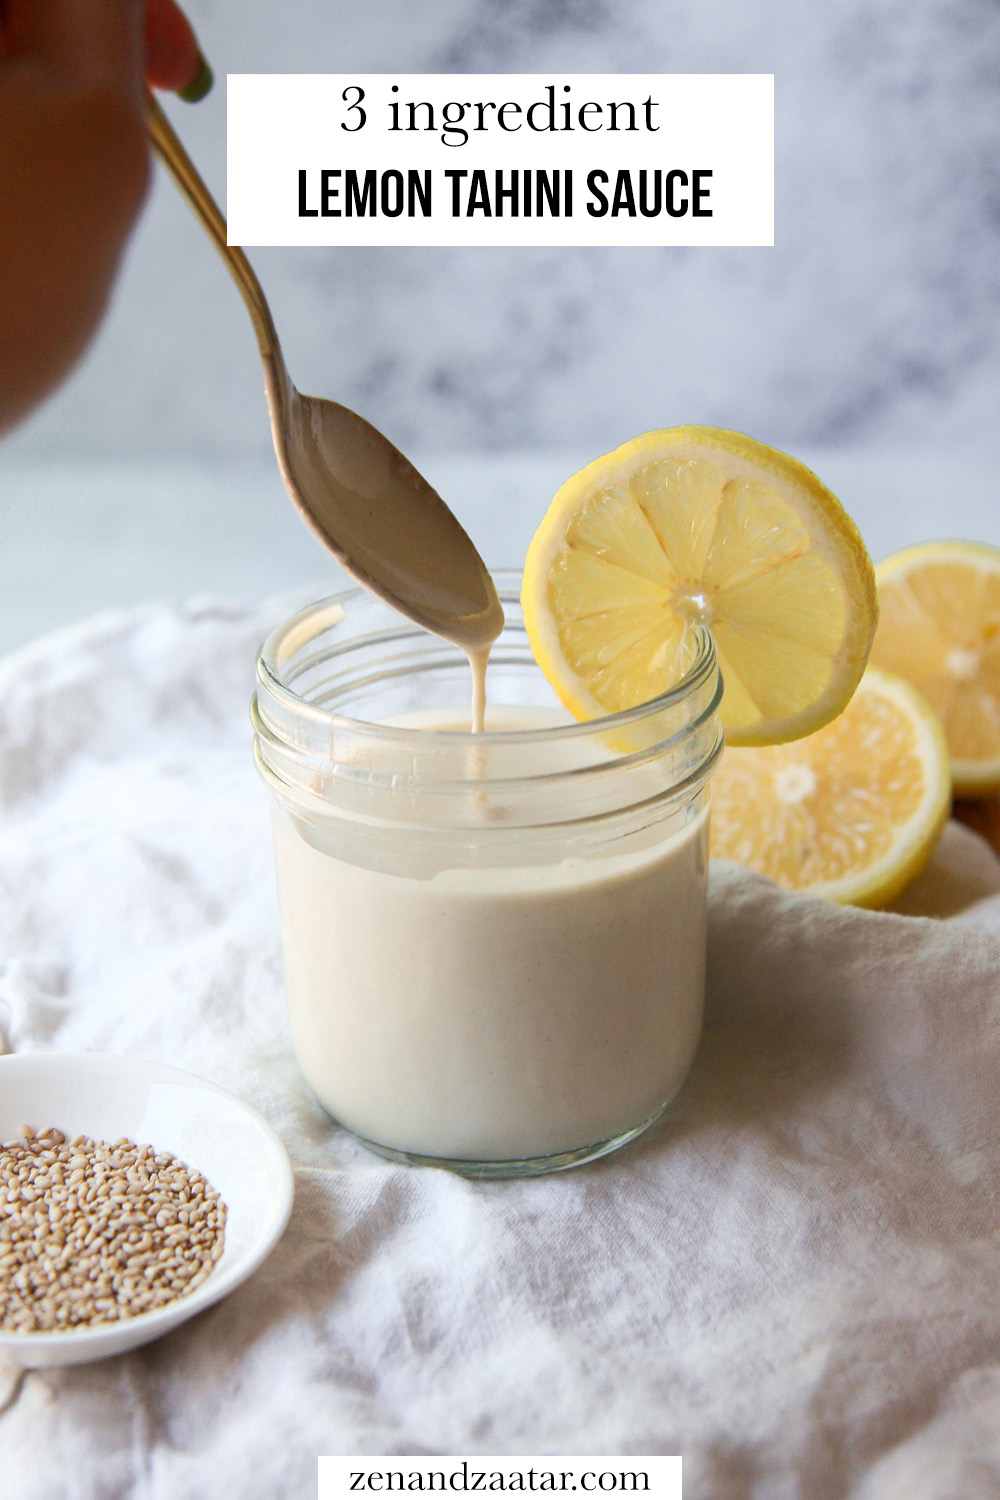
256,568,719,747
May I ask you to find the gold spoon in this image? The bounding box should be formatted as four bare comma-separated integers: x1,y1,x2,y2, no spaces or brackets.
144,95,503,657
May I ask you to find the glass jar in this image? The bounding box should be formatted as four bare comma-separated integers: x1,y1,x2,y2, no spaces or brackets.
252,571,722,1178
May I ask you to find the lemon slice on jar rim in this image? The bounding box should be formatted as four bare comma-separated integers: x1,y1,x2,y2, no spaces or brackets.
521,426,878,745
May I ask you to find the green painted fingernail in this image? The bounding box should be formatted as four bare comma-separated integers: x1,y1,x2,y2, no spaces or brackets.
178,55,214,104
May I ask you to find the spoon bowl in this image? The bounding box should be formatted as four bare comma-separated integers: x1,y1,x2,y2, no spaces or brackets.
264,359,504,652
145,95,503,656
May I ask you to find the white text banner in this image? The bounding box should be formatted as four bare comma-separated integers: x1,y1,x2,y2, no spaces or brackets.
227,74,773,248
317,1459,682,1500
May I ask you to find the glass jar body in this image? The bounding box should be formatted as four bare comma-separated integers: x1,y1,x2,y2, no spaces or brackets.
253,574,722,1177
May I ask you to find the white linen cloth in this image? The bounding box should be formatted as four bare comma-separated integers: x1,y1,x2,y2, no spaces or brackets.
1,600,1000,1499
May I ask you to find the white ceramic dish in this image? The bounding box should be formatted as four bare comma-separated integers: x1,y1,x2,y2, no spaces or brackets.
0,1052,294,1367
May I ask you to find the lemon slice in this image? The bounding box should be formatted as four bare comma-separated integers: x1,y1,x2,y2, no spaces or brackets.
710,666,950,907
869,540,1000,797
521,427,878,744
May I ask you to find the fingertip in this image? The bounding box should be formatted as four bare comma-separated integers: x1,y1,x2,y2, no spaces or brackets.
144,0,207,97
177,53,213,102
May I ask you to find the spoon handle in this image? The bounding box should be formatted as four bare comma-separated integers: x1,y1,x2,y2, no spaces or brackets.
144,92,280,361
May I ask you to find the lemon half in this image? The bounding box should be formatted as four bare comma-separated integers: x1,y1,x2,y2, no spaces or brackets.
522,427,878,744
710,666,950,907
871,540,1000,797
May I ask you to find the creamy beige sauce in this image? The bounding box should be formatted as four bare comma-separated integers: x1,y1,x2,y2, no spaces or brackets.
273,707,709,1163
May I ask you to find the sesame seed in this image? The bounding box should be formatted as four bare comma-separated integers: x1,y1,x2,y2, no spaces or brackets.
0,1130,226,1333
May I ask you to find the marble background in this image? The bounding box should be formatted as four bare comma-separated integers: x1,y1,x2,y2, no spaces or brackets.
1,0,999,651
6,0,1000,464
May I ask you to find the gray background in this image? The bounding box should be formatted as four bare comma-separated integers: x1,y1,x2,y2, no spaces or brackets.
1,0,999,648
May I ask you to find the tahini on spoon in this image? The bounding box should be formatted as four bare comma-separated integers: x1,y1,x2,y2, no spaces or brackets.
144,95,504,660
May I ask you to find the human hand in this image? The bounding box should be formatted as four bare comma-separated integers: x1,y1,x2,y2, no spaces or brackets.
0,0,210,435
